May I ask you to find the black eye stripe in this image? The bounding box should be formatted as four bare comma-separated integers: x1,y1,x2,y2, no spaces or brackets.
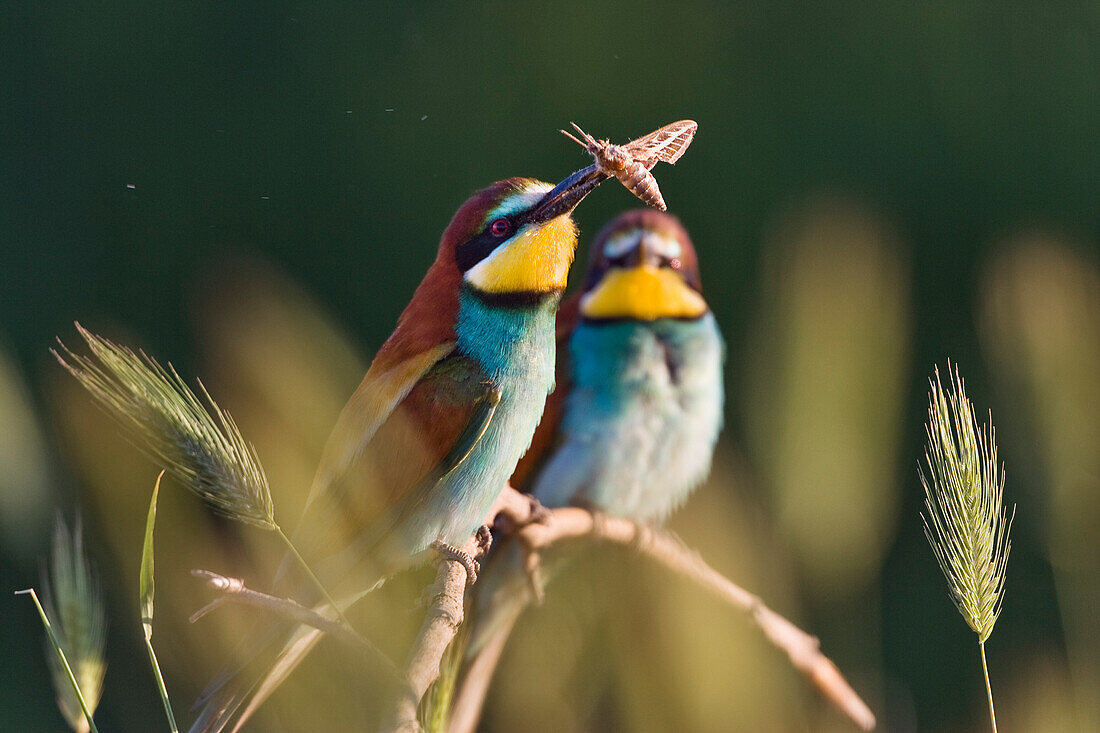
455,226,506,271
454,208,537,272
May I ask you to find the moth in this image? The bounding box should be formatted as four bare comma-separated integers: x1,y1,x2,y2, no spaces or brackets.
561,120,698,211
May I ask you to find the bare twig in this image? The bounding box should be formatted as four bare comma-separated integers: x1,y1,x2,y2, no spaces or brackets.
188,569,395,671
450,487,877,732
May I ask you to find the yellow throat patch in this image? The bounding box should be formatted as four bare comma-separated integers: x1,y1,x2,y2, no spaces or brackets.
464,215,578,294
580,265,708,321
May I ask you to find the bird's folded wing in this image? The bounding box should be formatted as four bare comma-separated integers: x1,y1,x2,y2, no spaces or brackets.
304,340,456,512
297,344,501,567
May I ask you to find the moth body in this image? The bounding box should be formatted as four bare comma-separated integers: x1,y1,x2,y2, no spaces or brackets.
562,120,697,211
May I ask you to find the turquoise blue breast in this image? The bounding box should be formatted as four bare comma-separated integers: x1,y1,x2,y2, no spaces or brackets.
532,314,725,523
399,287,559,552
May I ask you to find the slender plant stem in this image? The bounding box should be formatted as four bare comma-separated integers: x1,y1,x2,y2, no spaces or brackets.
144,637,178,732
15,589,100,733
979,641,997,733
274,525,357,634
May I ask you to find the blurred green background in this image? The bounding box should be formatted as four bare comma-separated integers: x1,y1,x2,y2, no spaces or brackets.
2,2,1098,731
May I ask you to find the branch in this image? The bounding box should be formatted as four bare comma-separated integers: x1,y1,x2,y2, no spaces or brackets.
188,569,395,672
193,485,875,732
379,485,534,733
448,603,520,733
452,488,877,732
380,532,482,733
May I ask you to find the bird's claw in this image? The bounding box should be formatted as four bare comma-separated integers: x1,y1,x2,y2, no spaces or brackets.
526,496,550,524
431,540,480,585
475,524,493,556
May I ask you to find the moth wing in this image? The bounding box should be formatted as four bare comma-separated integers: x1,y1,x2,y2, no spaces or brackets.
623,120,698,167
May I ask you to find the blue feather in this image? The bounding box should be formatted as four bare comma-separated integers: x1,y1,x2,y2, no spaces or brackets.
533,314,724,523
397,287,560,553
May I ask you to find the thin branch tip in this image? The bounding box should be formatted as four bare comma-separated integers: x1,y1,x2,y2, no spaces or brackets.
189,568,396,672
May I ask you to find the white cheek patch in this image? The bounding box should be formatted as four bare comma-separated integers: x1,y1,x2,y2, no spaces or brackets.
602,229,683,261
642,232,683,260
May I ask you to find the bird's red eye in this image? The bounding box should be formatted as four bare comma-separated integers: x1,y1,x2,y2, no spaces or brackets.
490,218,510,237
669,257,683,270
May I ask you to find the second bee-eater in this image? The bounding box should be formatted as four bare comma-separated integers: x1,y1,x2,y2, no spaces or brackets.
192,168,611,732
520,209,725,520
453,210,725,729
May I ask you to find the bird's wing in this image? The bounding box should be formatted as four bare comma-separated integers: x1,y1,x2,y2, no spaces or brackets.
304,340,457,512
353,353,501,547
510,293,581,488
296,345,501,571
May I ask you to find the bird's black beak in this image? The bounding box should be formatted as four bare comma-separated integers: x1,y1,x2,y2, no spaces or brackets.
531,165,608,222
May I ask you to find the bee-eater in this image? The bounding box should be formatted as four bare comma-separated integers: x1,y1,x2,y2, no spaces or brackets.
456,210,725,725
191,168,610,732
518,208,724,520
